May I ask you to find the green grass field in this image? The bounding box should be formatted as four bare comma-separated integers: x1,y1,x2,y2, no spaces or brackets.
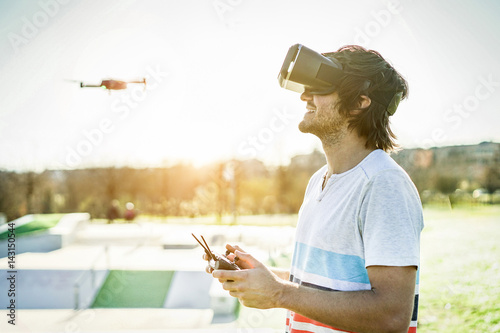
418,206,500,332
0,214,65,239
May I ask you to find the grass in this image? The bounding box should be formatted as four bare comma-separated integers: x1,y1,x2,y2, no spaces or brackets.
92,270,174,308
0,213,65,239
418,205,500,332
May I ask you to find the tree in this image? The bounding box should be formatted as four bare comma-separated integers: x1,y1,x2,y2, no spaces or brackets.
0,171,24,220
434,175,459,194
484,166,500,196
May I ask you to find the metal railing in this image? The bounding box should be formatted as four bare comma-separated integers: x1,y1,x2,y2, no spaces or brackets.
73,246,110,310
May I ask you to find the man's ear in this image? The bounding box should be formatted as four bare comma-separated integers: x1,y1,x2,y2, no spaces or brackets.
349,95,371,115
358,95,371,109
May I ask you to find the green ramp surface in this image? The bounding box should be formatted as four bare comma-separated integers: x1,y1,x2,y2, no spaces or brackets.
0,214,65,239
92,270,174,308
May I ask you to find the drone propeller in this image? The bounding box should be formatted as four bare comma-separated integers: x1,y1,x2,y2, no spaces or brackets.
127,78,146,84
64,79,85,88
127,78,147,91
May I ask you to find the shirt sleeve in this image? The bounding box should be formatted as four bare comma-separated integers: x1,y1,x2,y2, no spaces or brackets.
358,169,424,268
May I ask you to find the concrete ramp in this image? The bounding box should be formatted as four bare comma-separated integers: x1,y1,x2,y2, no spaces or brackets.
0,213,90,257
163,271,213,309
163,271,239,321
0,269,107,309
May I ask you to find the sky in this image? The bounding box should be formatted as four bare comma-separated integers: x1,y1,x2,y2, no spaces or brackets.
0,0,499,171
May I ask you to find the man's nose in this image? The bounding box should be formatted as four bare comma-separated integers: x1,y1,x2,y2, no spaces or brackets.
300,90,313,101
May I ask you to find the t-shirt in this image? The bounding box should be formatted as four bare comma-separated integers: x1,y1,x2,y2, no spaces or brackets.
285,149,424,333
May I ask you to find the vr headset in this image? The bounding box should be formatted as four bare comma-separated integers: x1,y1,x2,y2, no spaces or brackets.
277,44,402,115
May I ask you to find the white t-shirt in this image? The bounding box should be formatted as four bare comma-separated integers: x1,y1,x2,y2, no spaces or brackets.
285,149,424,333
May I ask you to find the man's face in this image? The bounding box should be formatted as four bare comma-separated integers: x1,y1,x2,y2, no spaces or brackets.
298,90,348,143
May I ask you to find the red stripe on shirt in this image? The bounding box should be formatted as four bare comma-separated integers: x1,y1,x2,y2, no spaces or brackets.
289,312,417,333
290,329,317,333
291,312,355,332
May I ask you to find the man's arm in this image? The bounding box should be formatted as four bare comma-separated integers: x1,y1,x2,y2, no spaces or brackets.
214,251,416,333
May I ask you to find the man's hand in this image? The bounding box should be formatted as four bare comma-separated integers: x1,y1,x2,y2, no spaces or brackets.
212,250,286,309
203,244,253,273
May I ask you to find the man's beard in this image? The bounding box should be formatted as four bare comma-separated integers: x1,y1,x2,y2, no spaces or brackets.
298,105,348,146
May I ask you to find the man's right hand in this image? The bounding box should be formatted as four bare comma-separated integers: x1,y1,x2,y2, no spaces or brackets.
203,244,251,273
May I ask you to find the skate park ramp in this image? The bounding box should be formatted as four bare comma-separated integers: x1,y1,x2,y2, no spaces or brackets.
91,270,174,308
0,269,108,309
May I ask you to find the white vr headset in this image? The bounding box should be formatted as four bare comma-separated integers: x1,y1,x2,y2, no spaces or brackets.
278,44,403,115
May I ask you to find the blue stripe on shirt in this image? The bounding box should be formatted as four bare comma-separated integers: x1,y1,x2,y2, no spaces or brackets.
292,242,370,284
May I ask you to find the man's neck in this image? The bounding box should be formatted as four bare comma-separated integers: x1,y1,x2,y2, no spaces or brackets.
322,134,376,176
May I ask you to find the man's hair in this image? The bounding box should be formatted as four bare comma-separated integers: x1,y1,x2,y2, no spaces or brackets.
323,45,408,152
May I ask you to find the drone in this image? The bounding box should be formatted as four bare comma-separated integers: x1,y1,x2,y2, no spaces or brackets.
66,78,147,92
